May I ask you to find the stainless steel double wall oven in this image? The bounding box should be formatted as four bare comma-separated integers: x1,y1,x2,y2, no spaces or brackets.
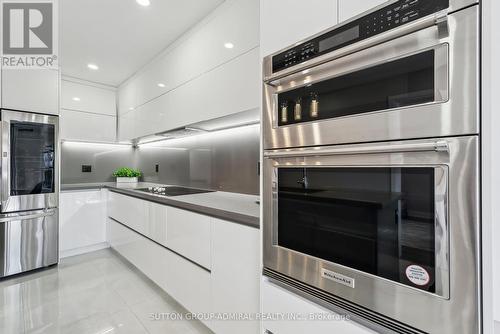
0,110,59,278
262,0,480,333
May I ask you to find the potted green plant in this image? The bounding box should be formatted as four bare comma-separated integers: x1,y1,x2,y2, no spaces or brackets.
112,167,142,184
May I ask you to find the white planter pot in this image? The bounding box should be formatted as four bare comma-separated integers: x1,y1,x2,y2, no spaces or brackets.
116,177,138,183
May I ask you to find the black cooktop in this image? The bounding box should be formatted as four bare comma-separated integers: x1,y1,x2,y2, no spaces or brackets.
136,186,215,197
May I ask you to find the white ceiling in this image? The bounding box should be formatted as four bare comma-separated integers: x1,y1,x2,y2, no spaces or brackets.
61,0,224,87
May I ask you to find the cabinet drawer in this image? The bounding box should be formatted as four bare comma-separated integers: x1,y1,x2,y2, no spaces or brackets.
262,279,376,334
107,219,210,318
107,192,148,235
167,207,211,269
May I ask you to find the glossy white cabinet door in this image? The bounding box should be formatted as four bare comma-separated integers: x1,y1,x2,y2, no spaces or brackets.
117,110,136,141
260,0,338,57
107,218,211,321
338,0,388,23
61,80,116,116
1,68,59,115
211,219,260,334
148,201,168,246
133,47,260,138
262,279,377,334
163,244,211,316
59,190,106,256
60,109,116,142
107,192,149,235
117,80,137,115
166,207,212,269
131,0,259,110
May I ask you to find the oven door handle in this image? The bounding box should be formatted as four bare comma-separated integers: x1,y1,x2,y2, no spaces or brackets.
264,141,449,158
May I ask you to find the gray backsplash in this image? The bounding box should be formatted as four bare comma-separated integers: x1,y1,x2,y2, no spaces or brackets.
61,124,260,195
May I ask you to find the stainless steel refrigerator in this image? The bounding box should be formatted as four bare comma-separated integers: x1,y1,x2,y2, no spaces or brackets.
0,109,59,278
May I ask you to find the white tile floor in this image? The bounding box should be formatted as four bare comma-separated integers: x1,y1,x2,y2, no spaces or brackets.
0,249,213,334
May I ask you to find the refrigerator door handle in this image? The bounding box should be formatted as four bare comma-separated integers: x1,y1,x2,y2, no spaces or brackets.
0,209,56,223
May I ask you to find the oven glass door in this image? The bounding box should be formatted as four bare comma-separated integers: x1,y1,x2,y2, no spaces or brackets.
275,47,447,126
275,166,448,296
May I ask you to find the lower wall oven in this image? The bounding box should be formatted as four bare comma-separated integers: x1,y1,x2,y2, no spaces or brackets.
263,136,480,334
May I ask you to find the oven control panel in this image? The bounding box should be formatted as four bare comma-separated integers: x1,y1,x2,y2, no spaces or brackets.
272,0,449,73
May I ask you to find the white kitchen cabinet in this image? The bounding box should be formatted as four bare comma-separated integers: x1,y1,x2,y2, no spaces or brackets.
262,279,376,334
59,190,107,258
133,47,260,138
108,192,149,235
338,0,388,23
118,109,136,142
107,218,211,322
60,79,117,142
148,201,168,246
118,0,258,114
131,0,259,110
117,80,137,115
1,69,59,115
210,218,260,334
166,207,212,269
60,109,116,142
260,0,338,57
61,80,116,116
106,192,260,332
164,242,212,316
117,0,260,139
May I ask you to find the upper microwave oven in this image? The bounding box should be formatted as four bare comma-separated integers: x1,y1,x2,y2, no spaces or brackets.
262,0,479,150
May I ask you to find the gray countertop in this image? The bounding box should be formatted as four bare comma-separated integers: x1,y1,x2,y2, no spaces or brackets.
61,182,260,229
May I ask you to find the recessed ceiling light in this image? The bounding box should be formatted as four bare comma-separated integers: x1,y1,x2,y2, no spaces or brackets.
87,63,99,70
157,83,165,88
136,0,150,6
72,97,81,101
224,42,234,49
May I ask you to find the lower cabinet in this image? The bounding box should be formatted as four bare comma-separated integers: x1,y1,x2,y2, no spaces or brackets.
106,192,260,333
211,218,260,334
262,279,376,334
107,218,211,316
108,192,150,235
59,190,107,258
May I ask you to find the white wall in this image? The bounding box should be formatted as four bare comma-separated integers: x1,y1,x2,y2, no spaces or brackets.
482,0,500,332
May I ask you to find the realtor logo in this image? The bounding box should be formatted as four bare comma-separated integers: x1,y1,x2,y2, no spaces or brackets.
1,0,58,68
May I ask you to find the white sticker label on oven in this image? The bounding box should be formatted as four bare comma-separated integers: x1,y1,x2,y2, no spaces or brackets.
405,265,430,286
321,268,355,288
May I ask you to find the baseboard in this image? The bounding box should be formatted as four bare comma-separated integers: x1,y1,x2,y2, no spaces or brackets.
59,242,110,259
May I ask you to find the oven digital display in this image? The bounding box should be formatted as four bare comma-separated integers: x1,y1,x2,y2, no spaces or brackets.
319,26,360,52
271,0,450,73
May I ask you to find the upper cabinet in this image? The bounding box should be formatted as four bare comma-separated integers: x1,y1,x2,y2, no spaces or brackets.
60,79,117,142
260,0,338,57
117,0,259,141
61,80,116,116
1,69,59,115
338,0,388,23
